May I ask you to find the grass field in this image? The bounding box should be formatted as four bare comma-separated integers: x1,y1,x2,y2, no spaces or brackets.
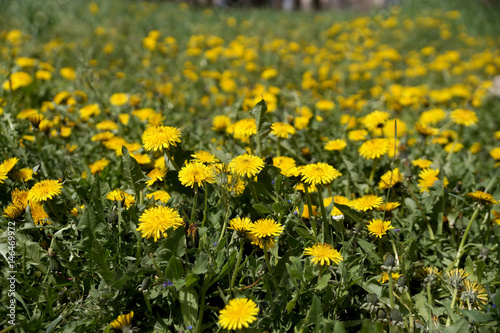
1,0,500,332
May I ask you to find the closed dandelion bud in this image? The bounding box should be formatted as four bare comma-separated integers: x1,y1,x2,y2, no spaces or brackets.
108,210,118,225
69,289,79,302
390,309,404,327
58,290,68,304
353,221,364,235
396,275,408,293
49,256,61,273
139,276,151,292
377,308,388,322
361,293,380,313
478,247,489,260
381,254,397,272
301,147,311,160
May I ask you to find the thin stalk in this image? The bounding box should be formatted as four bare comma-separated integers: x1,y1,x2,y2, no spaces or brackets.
190,183,198,225
304,184,318,240
263,242,279,290
277,137,281,157
117,200,124,266
46,200,60,224
201,182,208,228
317,186,330,242
427,283,433,307
194,277,210,333
143,292,153,315
163,149,180,171
446,288,459,326
483,211,491,244
255,133,262,158
451,207,480,268
230,238,245,295
368,158,380,188
149,253,166,280
388,273,395,309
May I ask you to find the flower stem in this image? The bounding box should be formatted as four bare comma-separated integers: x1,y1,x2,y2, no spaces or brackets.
163,149,180,171
451,207,480,268
230,238,245,295
317,186,330,242
277,137,281,157
304,184,318,241
368,158,379,188
263,242,279,290
248,180,260,204
190,184,199,225
201,182,208,228
388,273,395,309
446,288,459,326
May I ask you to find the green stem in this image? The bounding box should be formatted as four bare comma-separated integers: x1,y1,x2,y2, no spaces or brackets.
163,149,180,171
255,133,262,158
427,283,433,307
388,273,395,309
143,292,153,315
201,182,208,228
368,158,380,188
317,186,330,242
190,183,198,225
451,207,480,268
304,184,318,241
263,242,278,290
149,253,166,280
230,238,245,295
46,200,60,224
194,277,210,333
483,211,491,244
277,137,281,157
117,200,124,266
446,288,459,326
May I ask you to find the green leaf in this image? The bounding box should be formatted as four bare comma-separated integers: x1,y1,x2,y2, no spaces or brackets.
179,287,198,327
249,98,268,129
336,204,363,222
45,315,64,333
253,204,272,214
166,256,184,282
193,252,209,274
442,318,469,333
303,295,323,330
315,273,331,290
465,256,474,276
459,310,495,323
475,260,486,283
356,238,381,264
294,226,316,242
121,146,147,198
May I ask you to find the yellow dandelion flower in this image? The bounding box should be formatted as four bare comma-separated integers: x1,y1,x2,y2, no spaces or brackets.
378,168,403,190
301,162,341,186
412,158,433,169
467,191,497,205
315,100,335,111
4,204,23,219
304,243,343,266
12,188,29,209
178,162,215,188
460,280,488,310
415,122,439,137
446,268,469,288
60,67,76,81
348,129,368,141
96,120,119,131
228,217,252,234
232,118,257,141
363,110,390,132
444,142,464,153
146,168,167,186
450,109,478,127
30,201,49,225
2,72,33,91
89,158,110,175
367,219,394,238
137,206,184,241
229,154,264,178
418,168,448,193
109,93,129,106
378,272,402,284
294,205,319,219
323,196,352,216
272,156,296,177
192,150,219,164
146,190,171,203
79,104,100,121
419,108,446,125
359,138,389,160
142,126,181,151
375,202,401,212
324,139,347,151
212,115,231,131
352,195,383,211
250,218,284,239
489,147,500,160
271,122,296,139
109,311,134,331
106,189,135,208
218,298,259,330
28,180,62,202
16,168,33,182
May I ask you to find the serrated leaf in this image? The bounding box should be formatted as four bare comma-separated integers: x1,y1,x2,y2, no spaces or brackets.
121,146,147,198
460,310,494,323
356,238,380,264
193,252,209,274
315,273,331,290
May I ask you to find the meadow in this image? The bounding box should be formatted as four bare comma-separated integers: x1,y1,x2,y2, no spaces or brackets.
1,0,500,332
